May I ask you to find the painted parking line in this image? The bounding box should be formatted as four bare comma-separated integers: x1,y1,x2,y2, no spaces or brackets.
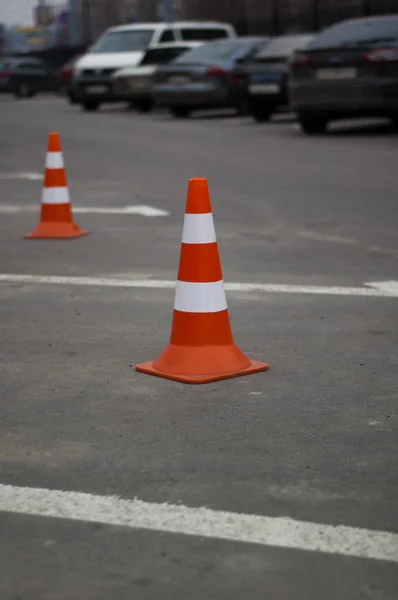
0,205,170,217
0,483,397,563
0,172,43,180
0,274,398,298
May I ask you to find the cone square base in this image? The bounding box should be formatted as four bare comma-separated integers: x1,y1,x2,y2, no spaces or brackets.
136,360,269,384
24,224,90,239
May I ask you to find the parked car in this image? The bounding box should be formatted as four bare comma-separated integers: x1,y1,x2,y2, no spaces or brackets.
234,34,314,122
112,42,202,112
72,21,236,111
58,55,82,103
0,56,57,98
288,14,398,134
151,37,268,118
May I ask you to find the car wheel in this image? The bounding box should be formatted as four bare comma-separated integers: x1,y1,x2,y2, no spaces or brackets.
67,90,77,104
252,106,273,123
169,105,191,118
82,100,100,112
298,113,328,135
137,98,153,113
390,113,398,131
14,81,34,99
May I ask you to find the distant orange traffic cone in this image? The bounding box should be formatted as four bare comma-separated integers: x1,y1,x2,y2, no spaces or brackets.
24,132,89,239
136,178,269,384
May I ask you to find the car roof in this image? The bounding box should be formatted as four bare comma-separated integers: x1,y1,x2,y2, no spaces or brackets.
108,21,234,33
268,33,315,41
147,41,204,49
7,56,44,64
331,14,398,27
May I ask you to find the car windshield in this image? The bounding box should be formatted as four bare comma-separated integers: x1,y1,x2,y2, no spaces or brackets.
174,40,253,63
308,16,398,49
256,35,313,59
140,47,189,65
90,29,155,53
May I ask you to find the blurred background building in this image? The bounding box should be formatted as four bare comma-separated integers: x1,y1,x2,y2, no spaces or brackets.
1,0,397,55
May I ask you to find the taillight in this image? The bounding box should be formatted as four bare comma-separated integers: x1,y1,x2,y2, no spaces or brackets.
207,65,225,78
363,48,398,62
290,52,311,66
0,69,11,79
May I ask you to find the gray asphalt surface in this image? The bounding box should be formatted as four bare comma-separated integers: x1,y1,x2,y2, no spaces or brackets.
0,95,398,599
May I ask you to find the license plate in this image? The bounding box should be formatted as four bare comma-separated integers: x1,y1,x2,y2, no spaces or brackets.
168,76,189,85
129,80,148,90
249,83,280,94
85,85,107,94
316,67,357,80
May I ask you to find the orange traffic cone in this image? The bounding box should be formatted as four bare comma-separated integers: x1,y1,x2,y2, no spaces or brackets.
136,178,269,384
24,132,89,239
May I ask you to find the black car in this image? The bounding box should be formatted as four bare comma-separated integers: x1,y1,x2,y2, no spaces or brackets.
288,15,398,134
151,37,268,118
234,34,314,122
0,57,57,98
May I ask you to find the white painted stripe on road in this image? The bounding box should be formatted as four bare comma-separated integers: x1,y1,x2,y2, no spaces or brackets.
45,152,64,169
182,213,216,244
42,187,70,205
0,274,398,298
0,205,169,217
0,172,43,181
174,280,227,313
367,281,398,295
0,274,397,297
0,483,397,563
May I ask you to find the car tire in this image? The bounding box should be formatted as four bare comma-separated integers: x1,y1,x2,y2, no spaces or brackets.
298,113,328,135
252,106,273,123
137,98,153,113
169,105,191,118
14,81,34,99
390,113,398,131
82,100,100,112
67,90,77,104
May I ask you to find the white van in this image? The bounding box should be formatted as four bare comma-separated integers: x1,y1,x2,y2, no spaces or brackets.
73,21,236,110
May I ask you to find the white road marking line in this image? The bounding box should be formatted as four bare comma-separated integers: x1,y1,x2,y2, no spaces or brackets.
0,205,170,217
0,172,43,180
0,483,397,563
367,281,398,295
0,274,398,298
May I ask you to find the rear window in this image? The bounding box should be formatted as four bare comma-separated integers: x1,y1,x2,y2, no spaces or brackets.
309,16,398,49
256,35,314,59
175,40,251,63
90,29,155,53
180,28,229,42
140,47,190,65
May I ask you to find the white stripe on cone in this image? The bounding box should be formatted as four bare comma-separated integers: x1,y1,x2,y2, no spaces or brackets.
182,213,217,245
174,280,227,313
41,187,70,205
45,152,64,169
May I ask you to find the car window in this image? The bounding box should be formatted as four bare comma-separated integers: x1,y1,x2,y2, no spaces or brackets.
19,62,42,69
175,40,252,63
308,16,398,49
180,28,229,41
0,60,11,70
140,47,191,65
256,35,314,59
159,29,175,43
90,29,156,53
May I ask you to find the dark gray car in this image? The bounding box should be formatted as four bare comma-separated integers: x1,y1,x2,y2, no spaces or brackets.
288,15,398,134
0,57,57,98
234,34,314,122
151,37,268,118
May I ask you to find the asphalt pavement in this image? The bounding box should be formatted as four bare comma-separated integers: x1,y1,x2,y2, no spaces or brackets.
0,95,398,600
